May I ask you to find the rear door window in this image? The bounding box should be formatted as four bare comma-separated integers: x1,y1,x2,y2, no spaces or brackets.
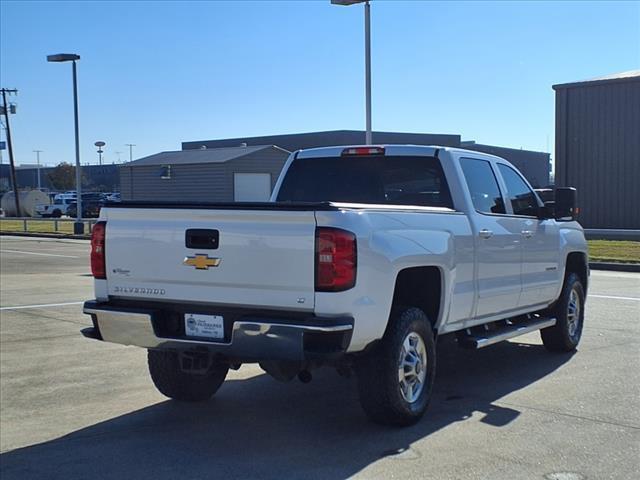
277,156,453,208
460,158,506,214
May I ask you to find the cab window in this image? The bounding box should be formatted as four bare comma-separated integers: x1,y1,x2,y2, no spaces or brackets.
460,158,506,214
497,164,540,217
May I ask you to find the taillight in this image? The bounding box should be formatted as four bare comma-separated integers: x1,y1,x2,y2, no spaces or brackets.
91,221,106,279
315,227,356,292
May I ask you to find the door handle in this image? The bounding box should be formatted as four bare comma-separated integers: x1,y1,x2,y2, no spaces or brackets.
185,229,220,249
479,229,493,239
521,230,533,238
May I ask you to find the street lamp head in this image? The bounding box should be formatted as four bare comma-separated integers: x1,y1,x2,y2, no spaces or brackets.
331,0,365,5
94,141,106,148
47,53,80,63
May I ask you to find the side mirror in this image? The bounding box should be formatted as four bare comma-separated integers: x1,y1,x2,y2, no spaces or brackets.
555,187,578,221
537,202,555,220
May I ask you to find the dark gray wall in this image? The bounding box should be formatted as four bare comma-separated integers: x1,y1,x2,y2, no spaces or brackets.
121,148,288,202
554,76,640,229
462,143,550,187
182,130,551,187
182,130,462,151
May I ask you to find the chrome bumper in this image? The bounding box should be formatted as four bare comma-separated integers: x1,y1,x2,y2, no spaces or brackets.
83,301,353,361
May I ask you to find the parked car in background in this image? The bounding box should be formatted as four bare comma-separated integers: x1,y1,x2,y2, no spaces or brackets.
105,192,121,202
35,193,76,218
66,193,107,218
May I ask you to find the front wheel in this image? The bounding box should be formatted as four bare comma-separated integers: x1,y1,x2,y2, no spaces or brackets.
541,273,585,352
147,350,228,401
356,307,436,426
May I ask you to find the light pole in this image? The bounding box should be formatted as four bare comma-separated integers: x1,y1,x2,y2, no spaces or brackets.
115,151,122,164
33,150,43,189
125,143,136,162
331,0,372,144
47,53,83,234
95,141,105,165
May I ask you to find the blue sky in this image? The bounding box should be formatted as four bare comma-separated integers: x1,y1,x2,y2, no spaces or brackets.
1,1,638,167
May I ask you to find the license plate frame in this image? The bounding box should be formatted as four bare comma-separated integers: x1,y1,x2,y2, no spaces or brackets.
184,313,224,340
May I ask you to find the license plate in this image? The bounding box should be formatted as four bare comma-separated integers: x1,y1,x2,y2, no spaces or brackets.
184,313,224,340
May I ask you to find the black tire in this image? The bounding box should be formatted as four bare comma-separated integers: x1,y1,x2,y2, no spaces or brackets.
356,307,436,426
51,209,62,218
541,273,585,352
147,350,228,401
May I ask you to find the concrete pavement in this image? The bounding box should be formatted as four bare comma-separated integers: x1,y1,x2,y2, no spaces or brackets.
0,235,639,479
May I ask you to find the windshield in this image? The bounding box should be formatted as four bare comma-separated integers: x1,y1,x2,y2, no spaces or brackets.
276,155,453,208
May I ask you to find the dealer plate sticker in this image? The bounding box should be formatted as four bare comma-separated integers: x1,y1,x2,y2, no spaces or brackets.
184,314,224,339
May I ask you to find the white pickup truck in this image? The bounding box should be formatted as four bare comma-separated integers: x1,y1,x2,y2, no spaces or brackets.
35,194,76,218
83,145,588,426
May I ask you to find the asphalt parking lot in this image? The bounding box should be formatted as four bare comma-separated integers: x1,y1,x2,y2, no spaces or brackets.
0,235,638,480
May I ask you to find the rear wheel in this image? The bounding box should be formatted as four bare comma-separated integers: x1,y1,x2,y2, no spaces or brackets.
147,350,228,401
356,307,436,426
541,273,585,352
51,209,62,218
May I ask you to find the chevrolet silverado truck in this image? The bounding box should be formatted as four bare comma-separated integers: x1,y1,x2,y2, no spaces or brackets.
83,145,588,426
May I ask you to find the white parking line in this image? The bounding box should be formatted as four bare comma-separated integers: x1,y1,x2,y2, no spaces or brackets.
0,249,79,258
590,294,640,302
0,301,84,311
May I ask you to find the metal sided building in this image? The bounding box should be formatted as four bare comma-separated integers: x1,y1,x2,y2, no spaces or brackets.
461,142,550,188
182,130,550,187
181,129,462,152
120,145,289,202
553,70,640,229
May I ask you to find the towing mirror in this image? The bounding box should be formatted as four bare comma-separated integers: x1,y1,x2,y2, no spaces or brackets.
537,202,555,220
555,187,578,221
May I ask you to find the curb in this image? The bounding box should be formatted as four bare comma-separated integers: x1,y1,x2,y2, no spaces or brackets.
589,262,640,273
0,232,90,240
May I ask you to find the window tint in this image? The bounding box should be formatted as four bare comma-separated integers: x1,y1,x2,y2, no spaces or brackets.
277,156,453,208
497,164,539,216
460,158,506,214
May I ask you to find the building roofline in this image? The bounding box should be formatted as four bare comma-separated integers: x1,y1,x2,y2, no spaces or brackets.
123,144,284,167
182,129,460,147
553,70,640,90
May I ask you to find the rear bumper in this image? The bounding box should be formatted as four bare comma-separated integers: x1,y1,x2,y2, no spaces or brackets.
82,301,353,362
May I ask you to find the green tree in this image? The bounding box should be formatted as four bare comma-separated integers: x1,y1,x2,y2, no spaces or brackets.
47,162,77,190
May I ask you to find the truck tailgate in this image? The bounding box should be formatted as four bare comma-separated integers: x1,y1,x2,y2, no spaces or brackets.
102,207,317,310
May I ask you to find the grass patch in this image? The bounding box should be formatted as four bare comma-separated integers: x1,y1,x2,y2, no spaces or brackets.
0,219,78,234
588,240,640,264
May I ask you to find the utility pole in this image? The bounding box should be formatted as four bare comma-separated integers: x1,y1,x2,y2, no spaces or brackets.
125,143,136,162
1,88,20,216
33,150,43,190
115,151,122,163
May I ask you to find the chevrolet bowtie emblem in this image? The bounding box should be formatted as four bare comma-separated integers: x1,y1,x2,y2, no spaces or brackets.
183,254,221,270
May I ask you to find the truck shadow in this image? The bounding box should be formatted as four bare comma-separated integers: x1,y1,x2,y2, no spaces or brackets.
0,339,573,480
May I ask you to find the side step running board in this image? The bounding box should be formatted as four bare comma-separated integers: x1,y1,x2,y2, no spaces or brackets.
458,317,556,349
